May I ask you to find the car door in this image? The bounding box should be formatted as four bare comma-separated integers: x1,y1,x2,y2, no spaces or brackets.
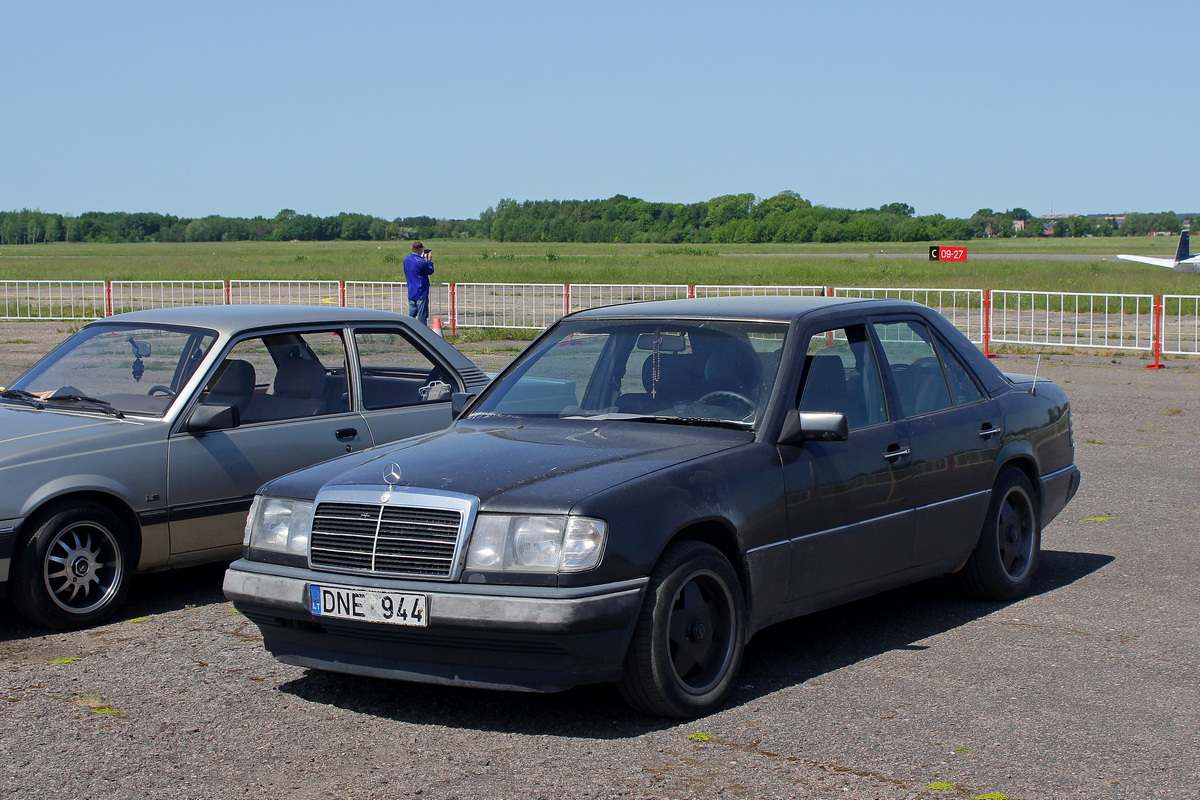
780,323,915,604
165,328,372,558
350,327,459,445
871,318,1002,566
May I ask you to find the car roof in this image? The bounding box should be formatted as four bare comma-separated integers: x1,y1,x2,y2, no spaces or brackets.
569,295,921,322
86,305,416,337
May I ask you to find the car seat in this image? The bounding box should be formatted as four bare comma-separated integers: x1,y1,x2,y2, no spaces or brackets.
203,359,256,420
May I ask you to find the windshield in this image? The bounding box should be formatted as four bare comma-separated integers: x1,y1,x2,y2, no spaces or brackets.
7,323,217,417
471,318,788,429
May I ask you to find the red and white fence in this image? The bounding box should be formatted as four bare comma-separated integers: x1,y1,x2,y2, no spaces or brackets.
0,280,107,319
568,283,690,313
109,281,226,314
1159,295,1200,356
1,278,1197,361
833,287,985,345
988,291,1155,352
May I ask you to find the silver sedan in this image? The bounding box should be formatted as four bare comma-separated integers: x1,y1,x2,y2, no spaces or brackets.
0,305,488,629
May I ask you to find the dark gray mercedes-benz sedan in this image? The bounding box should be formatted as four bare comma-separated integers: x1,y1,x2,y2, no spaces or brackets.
0,305,487,629
225,296,1080,717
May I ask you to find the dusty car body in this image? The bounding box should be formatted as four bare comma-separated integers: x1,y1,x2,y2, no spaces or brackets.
225,296,1080,717
0,305,487,629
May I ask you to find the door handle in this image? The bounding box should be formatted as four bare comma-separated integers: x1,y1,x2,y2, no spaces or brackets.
335,428,358,441
978,424,1002,439
882,446,910,461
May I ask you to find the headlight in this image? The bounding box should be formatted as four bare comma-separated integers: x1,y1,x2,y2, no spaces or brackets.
465,514,606,573
244,495,314,556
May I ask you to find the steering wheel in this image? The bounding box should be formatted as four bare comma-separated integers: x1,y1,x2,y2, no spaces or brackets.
697,390,755,416
147,385,176,397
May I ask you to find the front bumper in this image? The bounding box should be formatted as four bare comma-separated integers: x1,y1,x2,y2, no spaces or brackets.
224,559,648,692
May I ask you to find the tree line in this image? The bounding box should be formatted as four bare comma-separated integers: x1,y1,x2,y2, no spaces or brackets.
0,208,475,245
0,195,1188,246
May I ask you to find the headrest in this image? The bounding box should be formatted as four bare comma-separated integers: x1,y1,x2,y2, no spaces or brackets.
209,359,255,397
274,358,326,397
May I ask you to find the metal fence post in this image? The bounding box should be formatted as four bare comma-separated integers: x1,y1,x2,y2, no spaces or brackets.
1146,294,1165,369
984,288,996,358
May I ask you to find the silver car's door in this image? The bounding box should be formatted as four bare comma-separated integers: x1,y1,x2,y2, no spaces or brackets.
165,329,371,559
350,328,459,445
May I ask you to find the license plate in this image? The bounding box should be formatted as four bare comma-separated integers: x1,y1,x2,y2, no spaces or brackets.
309,584,428,627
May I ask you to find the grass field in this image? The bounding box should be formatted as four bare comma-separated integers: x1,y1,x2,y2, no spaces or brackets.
0,237,1197,297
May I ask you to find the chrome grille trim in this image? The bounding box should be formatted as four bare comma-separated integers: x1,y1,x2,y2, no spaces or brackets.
308,487,478,581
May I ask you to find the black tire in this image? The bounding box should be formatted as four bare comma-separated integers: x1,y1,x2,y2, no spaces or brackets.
618,541,747,718
10,501,132,630
958,467,1041,601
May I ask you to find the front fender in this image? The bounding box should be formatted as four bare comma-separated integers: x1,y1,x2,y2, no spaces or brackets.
561,442,789,633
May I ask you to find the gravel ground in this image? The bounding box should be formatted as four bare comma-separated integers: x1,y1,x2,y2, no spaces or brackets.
1,322,1198,800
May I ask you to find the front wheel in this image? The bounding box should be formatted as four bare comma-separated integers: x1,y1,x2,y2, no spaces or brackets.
618,541,746,718
957,467,1041,601
10,502,133,630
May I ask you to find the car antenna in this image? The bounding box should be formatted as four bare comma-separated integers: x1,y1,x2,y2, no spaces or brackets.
1030,354,1042,395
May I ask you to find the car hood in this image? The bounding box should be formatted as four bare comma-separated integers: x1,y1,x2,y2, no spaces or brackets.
265,418,753,513
0,403,141,457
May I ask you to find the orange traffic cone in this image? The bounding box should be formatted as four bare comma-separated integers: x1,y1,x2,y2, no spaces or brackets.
430,316,443,337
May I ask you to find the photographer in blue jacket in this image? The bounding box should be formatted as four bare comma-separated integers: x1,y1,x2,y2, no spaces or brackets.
403,240,435,325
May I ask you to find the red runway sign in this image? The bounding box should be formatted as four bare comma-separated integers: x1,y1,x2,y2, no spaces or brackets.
929,246,967,261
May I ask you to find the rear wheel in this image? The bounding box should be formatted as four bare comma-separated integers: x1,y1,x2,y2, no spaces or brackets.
958,467,1041,601
618,541,746,718
11,502,132,630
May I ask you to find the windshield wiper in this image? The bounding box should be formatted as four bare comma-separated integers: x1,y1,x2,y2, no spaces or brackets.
564,411,752,430
0,388,45,409
43,393,125,418
642,415,753,430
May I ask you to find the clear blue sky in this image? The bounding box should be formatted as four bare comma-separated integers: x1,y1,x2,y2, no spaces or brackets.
3,1,1195,222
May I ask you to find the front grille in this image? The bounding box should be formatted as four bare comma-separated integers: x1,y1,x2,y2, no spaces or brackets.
309,501,464,579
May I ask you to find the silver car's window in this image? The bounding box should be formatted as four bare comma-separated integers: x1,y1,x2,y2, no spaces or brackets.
9,324,215,417
354,330,454,409
472,319,788,428
200,330,348,423
798,325,887,429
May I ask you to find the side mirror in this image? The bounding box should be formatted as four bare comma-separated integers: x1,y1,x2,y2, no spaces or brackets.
778,409,849,446
186,403,240,433
451,392,477,419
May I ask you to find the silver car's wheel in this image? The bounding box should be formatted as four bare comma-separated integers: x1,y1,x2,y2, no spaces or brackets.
11,502,132,630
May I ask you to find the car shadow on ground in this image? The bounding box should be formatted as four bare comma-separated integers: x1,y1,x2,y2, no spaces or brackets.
276,548,1113,738
0,561,232,642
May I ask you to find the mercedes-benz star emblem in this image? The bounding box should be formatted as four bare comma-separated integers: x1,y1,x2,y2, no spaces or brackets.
383,463,403,486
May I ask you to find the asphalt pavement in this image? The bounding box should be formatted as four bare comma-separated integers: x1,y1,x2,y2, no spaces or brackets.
1,350,1197,800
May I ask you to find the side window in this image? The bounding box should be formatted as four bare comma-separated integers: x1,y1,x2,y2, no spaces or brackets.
354,330,454,410
934,337,984,405
873,321,952,416
798,325,887,429
201,331,347,423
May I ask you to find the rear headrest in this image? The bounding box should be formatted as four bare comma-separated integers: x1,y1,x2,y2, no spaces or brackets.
274,358,326,398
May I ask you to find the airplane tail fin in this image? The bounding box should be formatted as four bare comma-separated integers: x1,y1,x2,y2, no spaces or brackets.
1175,230,1190,264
